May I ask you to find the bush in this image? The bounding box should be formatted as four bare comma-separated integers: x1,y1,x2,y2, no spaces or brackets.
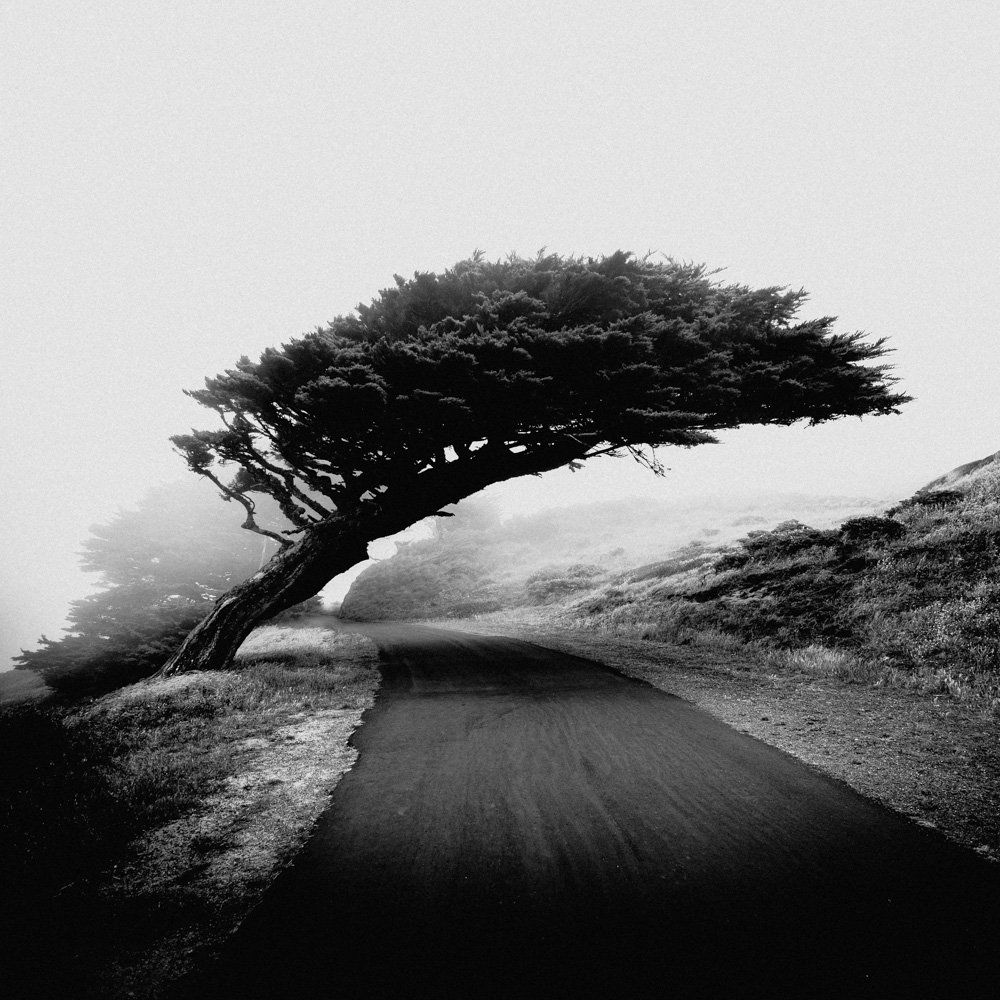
839,516,905,546
886,490,963,517
715,521,839,570
524,564,603,604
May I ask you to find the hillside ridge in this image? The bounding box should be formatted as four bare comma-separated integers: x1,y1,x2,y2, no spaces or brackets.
922,449,1000,492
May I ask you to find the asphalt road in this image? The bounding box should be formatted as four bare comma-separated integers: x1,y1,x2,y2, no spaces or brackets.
180,622,1000,999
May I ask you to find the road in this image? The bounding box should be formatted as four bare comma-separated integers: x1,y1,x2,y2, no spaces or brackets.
180,622,1000,999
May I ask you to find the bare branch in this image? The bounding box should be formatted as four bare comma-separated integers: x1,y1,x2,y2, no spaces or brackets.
192,466,293,549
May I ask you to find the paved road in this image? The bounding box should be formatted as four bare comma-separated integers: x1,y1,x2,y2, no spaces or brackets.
181,623,1000,999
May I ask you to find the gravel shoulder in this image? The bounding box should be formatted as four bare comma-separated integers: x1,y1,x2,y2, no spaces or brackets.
430,613,1000,860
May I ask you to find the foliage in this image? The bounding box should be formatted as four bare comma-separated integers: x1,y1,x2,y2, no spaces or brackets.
524,564,604,604
714,521,839,570
838,515,905,546
174,250,906,549
15,480,286,695
885,489,963,517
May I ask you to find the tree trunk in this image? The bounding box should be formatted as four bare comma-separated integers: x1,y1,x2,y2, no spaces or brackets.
157,520,369,676
159,440,587,676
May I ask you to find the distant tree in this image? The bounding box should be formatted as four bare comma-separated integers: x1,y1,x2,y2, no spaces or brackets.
15,480,282,693
163,251,909,674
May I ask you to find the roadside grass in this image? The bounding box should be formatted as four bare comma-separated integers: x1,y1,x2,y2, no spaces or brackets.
561,594,1000,712
0,667,49,705
1,622,379,1000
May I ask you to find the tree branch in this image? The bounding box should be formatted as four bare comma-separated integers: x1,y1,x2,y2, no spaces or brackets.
194,467,293,549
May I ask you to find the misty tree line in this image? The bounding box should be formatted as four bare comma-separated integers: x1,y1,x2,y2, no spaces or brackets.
14,481,296,694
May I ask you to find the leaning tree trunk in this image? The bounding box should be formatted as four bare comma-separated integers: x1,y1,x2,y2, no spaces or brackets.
157,519,370,676
158,441,587,677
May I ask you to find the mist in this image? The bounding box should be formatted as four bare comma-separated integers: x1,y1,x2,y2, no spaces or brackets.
4,2,999,667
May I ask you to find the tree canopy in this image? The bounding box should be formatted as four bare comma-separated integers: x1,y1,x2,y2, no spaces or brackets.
173,252,908,545
160,250,908,676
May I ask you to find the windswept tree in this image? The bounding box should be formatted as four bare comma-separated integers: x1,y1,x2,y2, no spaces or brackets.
162,251,908,674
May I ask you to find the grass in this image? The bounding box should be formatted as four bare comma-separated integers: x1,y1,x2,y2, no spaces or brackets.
1,622,379,1000
0,668,49,705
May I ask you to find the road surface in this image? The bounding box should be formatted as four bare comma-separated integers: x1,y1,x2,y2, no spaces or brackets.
179,622,1000,999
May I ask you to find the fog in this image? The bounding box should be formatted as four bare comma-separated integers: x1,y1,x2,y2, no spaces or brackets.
4,2,999,667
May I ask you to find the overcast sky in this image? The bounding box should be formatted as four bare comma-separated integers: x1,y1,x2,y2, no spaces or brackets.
3,1,999,666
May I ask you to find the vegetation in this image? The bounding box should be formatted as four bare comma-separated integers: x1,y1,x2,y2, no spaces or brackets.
1,625,378,999
562,471,1000,707
164,250,906,674
13,480,285,695
344,455,1000,709
340,493,885,620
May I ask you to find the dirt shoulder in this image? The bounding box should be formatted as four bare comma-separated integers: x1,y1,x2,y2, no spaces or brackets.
94,625,381,999
2,623,380,1000
431,613,1000,861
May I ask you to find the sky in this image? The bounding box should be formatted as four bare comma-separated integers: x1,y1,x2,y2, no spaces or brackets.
3,0,999,667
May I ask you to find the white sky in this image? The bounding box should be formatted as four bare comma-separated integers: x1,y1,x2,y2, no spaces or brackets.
3,1,999,666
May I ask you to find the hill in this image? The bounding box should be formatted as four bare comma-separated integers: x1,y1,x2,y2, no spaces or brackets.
921,449,1000,492
543,461,1000,706
340,491,888,621
342,453,1000,708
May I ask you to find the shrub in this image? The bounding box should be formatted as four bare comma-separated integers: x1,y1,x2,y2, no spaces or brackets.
524,564,603,604
715,521,839,570
886,490,963,517
839,516,906,546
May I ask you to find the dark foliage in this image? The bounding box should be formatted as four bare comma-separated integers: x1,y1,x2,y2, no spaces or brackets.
886,489,963,517
174,252,908,540
715,521,840,570
838,515,906,546
167,250,907,672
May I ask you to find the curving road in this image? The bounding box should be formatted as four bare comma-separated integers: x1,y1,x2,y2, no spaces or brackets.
181,622,1000,999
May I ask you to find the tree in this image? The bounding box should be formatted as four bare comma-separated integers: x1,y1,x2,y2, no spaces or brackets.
16,479,283,693
161,251,909,674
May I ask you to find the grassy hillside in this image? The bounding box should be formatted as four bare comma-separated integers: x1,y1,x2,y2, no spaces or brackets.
563,471,999,702
343,464,1000,709
340,491,887,620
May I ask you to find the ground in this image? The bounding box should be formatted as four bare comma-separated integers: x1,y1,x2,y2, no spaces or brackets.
430,611,1000,860
1,625,380,1000
5,612,998,998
